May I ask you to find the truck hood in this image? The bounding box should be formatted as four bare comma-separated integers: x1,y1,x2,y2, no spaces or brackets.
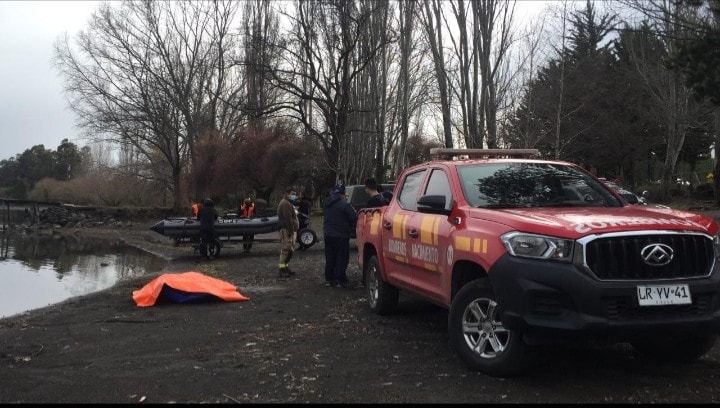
466,206,718,239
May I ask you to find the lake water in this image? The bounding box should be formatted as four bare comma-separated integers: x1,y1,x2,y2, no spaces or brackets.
0,232,167,319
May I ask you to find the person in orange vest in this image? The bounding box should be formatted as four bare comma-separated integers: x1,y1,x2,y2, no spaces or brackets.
239,198,255,218
191,199,200,219
239,197,255,252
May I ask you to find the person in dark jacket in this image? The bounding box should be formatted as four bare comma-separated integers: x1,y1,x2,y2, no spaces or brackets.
364,177,388,208
197,198,218,260
295,191,313,251
323,184,358,288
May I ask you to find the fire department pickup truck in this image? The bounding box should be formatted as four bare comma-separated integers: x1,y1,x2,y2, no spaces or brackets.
355,148,720,377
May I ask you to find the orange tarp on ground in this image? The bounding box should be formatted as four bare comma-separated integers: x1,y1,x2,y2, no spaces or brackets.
132,271,250,307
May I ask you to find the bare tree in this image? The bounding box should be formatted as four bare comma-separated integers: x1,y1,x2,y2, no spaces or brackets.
267,0,390,184
53,0,244,211
499,7,550,149
418,0,454,148
241,0,283,130
393,0,416,176
553,1,570,159
474,0,517,148
616,0,707,200
341,0,393,184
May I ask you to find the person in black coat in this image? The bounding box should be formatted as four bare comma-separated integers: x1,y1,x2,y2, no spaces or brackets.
197,198,218,260
364,177,388,208
322,184,358,288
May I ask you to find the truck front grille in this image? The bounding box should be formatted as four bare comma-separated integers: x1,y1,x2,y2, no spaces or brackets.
584,233,714,281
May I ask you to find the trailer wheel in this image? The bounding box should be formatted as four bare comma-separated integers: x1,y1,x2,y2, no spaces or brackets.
297,228,317,250
208,238,222,257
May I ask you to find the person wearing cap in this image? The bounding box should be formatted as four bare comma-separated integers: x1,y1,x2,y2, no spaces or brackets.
277,187,299,277
322,183,358,288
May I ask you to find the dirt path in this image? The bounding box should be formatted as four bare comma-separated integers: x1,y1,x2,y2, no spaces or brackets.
2,217,720,403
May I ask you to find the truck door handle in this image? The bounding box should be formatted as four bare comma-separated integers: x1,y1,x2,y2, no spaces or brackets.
383,222,392,230
408,229,419,238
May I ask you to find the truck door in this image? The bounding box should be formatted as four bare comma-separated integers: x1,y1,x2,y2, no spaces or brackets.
405,168,454,302
381,169,426,288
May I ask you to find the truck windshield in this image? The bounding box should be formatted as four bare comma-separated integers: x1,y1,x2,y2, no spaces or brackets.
456,162,623,209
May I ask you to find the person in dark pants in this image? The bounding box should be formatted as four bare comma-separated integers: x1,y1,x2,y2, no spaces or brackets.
295,191,312,251
296,192,312,229
239,197,255,252
197,198,218,260
322,184,358,288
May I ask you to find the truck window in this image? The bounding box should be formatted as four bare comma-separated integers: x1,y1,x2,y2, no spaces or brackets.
457,163,622,208
424,169,452,210
397,170,426,211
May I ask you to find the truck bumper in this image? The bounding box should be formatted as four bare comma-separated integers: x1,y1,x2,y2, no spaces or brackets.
487,254,720,343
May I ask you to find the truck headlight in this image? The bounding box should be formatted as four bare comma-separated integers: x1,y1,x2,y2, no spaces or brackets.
500,232,574,262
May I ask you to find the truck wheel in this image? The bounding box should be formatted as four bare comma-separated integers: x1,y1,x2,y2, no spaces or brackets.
448,279,533,377
631,334,717,362
297,228,317,249
365,255,398,315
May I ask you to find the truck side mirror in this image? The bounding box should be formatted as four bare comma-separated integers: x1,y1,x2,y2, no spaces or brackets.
417,195,452,215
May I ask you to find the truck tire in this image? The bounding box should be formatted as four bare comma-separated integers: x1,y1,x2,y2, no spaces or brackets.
631,334,717,362
448,279,534,377
365,255,398,315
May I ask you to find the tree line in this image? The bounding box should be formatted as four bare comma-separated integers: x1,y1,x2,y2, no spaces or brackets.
1,0,718,212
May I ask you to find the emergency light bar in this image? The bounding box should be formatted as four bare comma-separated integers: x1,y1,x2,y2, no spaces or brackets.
430,148,540,160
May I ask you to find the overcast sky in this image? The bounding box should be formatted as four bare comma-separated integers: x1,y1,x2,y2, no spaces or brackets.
0,0,549,162
0,1,103,161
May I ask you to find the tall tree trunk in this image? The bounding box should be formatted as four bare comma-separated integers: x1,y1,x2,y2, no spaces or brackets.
421,0,454,148
395,0,415,178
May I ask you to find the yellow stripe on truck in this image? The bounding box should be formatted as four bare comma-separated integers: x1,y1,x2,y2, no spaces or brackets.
420,216,435,245
456,237,488,254
392,214,408,239
370,213,381,235
455,236,471,251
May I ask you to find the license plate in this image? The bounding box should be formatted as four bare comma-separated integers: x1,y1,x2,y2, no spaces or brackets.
637,285,692,306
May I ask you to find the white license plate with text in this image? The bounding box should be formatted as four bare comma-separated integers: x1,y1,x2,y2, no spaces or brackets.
637,284,691,306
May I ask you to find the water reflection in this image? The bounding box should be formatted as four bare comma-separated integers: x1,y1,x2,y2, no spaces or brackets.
0,233,166,319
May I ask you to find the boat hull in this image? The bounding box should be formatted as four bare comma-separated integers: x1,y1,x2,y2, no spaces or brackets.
150,216,280,239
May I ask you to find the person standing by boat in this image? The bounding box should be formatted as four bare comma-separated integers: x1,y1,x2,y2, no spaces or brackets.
322,183,357,288
191,199,200,219
277,187,299,277
239,197,255,252
197,198,218,260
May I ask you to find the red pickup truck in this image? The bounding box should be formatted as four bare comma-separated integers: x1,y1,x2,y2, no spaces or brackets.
355,148,720,377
